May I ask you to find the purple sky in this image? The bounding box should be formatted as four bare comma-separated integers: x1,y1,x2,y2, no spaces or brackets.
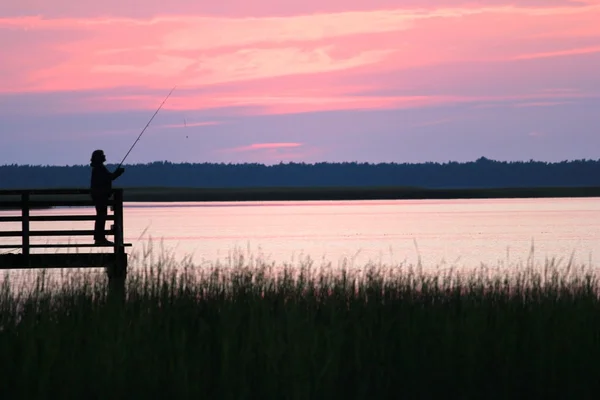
1,0,599,166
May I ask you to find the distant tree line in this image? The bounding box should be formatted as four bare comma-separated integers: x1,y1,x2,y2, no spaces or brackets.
1,157,600,189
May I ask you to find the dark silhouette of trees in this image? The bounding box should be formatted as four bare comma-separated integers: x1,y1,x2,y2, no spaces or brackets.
1,157,600,189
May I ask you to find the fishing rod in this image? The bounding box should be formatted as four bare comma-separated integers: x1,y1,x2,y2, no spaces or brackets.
117,85,177,169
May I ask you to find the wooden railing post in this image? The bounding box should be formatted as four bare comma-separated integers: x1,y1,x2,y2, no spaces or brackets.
113,189,125,251
21,193,30,264
108,189,127,303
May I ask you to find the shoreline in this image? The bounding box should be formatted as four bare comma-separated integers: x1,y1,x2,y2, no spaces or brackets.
1,185,599,208
119,185,600,202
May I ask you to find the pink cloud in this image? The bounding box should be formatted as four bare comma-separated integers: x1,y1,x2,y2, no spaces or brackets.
74,88,596,116
215,142,327,164
514,45,600,60
1,1,599,117
68,121,222,139
225,142,303,153
75,91,468,115
2,1,583,19
160,120,221,129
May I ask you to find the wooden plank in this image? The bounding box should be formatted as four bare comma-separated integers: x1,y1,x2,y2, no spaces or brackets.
0,200,119,208
0,215,116,222
0,243,132,249
0,188,125,195
0,188,124,196
0,229,112,237
0,189,92,195
0,252,127,269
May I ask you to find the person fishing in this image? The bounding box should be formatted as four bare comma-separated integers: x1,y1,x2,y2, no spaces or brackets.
87,87,174,245
90,150,125,245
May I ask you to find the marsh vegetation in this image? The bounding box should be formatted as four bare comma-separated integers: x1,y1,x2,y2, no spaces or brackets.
1,245,599,398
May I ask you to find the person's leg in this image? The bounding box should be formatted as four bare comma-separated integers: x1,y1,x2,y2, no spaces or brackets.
94,199,108,241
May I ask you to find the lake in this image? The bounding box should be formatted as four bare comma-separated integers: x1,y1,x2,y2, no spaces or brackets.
1,197,599,272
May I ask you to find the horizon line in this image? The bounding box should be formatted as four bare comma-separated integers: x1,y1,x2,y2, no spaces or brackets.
2,156,600,168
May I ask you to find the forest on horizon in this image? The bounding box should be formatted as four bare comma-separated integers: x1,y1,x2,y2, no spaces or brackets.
1,157,600,189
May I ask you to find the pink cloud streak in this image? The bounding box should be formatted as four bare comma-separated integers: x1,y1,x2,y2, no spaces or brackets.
226,143,303,153
74,88,597,116
1,1,599,117
513,45,600,60
215,142,325,164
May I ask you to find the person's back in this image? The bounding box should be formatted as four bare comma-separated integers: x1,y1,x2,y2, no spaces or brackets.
89,150,125,244
90,162,114,200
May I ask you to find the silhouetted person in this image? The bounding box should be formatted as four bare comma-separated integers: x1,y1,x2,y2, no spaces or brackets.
90,150,124,245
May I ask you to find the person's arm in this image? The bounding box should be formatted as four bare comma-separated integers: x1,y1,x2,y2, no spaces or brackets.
110,167,125,180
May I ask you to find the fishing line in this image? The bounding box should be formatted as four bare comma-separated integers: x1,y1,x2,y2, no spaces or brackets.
117,85,177,168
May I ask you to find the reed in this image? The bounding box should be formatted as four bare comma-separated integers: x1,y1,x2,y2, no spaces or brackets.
1,245,599,399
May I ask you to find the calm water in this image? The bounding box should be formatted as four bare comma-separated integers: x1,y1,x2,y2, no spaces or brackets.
1,197,599,271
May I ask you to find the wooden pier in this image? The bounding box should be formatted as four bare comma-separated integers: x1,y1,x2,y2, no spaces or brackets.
0,188,132,295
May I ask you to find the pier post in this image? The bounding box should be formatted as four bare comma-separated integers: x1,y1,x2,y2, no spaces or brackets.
107,189,127,303
106,253,127,304
21,193,30,266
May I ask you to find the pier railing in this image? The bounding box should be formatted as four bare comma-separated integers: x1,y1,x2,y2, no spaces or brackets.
0,189,130,274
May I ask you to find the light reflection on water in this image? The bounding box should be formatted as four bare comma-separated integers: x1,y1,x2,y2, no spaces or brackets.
1,197,600,288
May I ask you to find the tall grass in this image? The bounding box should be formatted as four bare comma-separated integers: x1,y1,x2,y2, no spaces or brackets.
1,245,600,399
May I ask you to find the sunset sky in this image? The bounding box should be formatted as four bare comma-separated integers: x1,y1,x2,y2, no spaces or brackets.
1,0,599,166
